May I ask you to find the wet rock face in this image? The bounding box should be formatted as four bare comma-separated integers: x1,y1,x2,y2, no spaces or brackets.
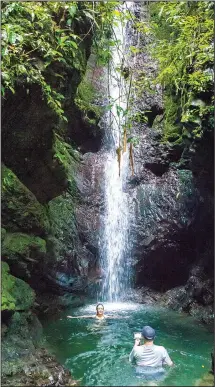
128,166,200,291
74,151,105,288
156,248,214,325
67,103,103,154
2,85,67,204
1,82,102,204
35,150,106,297
124,1,214,319
1,15,97,205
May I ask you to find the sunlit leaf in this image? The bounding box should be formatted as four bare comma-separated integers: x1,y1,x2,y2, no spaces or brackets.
69,5,77,18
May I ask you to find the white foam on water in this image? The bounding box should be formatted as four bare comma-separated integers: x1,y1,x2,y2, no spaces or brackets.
78,302,142,315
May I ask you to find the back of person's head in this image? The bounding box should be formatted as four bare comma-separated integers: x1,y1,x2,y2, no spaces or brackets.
141,326,156,340
96,303,104,310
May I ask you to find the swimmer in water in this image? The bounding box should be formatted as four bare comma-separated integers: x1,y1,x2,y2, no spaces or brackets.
67,303,127,320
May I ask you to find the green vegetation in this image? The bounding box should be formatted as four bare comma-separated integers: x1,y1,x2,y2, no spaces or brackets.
49,135,81,262
1,1,125,121
75,77,103,126
47,194,77,262
2,261,35,311
2,1,213,167
1,2,81,120
2,232,46,261
147,2,214,144
1,1,138,175
53,133,79,198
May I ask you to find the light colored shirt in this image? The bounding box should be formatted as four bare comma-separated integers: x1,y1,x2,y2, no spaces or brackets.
129,344,172,367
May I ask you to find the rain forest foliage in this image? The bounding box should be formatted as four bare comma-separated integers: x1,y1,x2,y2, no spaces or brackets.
1,1,135,174
1,1,125,121
147,1,214,144
1,1,214,168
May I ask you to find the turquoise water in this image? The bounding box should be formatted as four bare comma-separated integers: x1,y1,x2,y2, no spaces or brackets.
42,302,213,386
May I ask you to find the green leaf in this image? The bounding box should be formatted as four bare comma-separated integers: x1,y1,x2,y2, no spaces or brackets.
8,31,16,44
2,72,10,80
105,103,114,111
116,105,124,116
127,136,139,146
83,10,99,27
2,47,8,56
158,5,164,18
69,5,77,18
9,86,15,94
59,36,69,44
70,41,78,49
66,18,72,26
18,64,26,73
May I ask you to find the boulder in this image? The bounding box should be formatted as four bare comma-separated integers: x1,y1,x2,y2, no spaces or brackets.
2,164,50,236
2,262,35,311
2,232,46,280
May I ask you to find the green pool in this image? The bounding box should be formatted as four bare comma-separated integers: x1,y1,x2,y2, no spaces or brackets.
42,302,213,386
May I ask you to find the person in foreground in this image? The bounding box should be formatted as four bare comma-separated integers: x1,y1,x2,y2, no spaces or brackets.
67,303,126,320
129,325,173,381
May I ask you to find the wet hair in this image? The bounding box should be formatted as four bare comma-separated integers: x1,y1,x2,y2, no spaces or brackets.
96,303,104,310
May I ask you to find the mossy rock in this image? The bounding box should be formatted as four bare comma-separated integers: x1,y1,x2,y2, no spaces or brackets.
1,164,50,236
2,232,46,262
195,372,214,386
74,73,103,124
1,227,7,242
53,134,79,199
2,262,35,311
53,133,79,175
47,193,77,262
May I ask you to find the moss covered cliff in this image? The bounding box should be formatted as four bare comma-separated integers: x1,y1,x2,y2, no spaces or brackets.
1,1,112,382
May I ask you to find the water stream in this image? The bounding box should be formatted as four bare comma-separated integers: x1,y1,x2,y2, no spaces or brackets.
99,5,132,302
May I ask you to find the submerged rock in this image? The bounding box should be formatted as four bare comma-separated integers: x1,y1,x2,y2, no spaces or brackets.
195,372,214,386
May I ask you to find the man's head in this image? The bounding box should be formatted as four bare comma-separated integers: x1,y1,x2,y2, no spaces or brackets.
141,326,156,342
96,303,104,316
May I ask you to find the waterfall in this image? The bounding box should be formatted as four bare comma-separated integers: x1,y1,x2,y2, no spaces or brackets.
99,4,133,302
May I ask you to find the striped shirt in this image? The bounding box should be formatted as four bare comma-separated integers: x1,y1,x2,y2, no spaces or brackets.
129,344,172,367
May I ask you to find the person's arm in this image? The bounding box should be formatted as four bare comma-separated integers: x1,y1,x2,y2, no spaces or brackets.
67,315,94,319
162,347,174,366
129,348,135,363
129,339,140,363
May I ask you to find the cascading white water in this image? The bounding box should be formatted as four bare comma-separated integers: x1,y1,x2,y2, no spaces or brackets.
99,4,133,302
